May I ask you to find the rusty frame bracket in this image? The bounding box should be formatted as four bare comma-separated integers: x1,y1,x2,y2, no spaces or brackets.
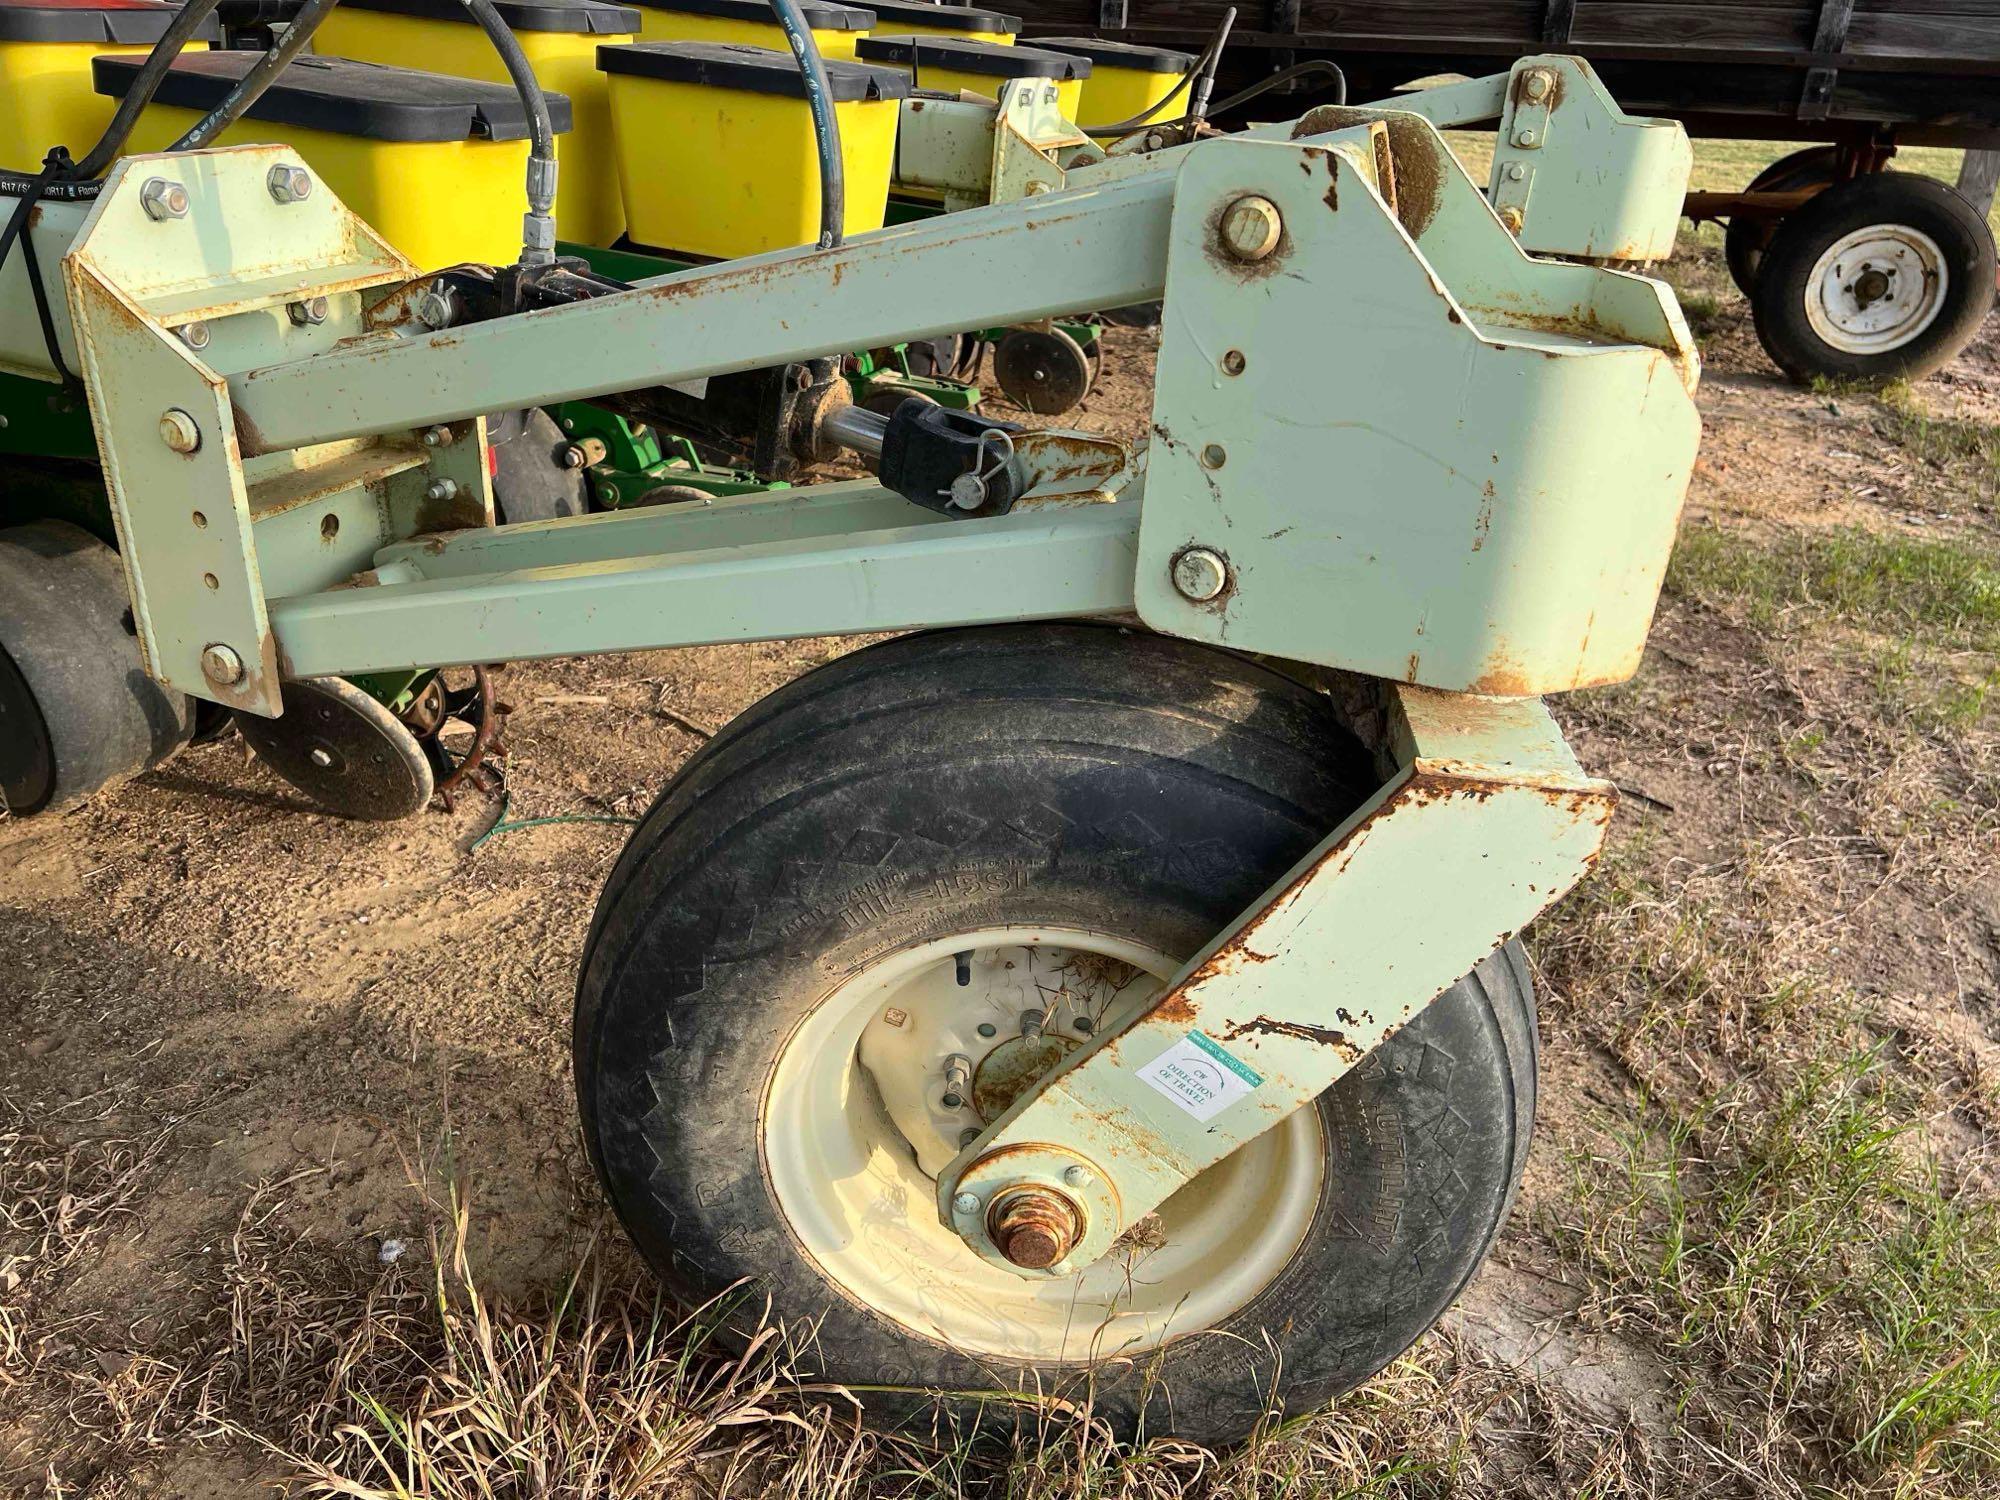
936,684,1616,1277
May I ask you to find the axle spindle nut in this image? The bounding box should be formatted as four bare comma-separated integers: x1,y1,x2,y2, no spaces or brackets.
989,1188,1082,1270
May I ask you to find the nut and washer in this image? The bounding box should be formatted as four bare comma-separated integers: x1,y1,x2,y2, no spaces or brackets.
1514,127,1539,148
200,643,245,686
425,478,461,504
420,425,455,448
1523,69,1553,100
139,178,188,222
1171,546,1229,603
178,321,210,351
266,164,312,203
1218,195,1282,262
158,409,201,453
286,296,329,327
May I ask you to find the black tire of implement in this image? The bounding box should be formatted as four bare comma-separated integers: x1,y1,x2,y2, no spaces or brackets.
0,520,193,817
491,408,588,523
573,623,1538,1445
1723,146,1840,298
1753,172,1998,385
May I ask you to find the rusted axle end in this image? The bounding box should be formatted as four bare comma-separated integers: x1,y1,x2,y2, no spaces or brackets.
989,1188,1082,1269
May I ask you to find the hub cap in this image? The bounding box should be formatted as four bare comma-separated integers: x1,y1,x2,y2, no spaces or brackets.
1805,224,1948,354
762,928,1324,1363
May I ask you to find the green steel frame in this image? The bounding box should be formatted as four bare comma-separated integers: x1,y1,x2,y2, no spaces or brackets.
2,56,1699,1277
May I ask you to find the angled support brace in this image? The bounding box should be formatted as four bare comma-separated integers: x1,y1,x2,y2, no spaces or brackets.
936,685,1616,1277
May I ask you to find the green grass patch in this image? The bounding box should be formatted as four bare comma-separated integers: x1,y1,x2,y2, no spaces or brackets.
1667,527,2000,651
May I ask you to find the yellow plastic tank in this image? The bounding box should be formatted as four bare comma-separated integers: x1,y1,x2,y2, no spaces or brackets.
854,34,1087,120
600,40,906,259
315,0,640,248
1028,35,1193,129
624,0,874,60
0,0,213,171
859,0,1017,46
92,51,574,269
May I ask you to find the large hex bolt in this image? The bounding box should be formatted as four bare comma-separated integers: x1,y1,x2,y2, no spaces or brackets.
140,178,188,222
201,643,245,686
287,296,329,327
158,409,201,454
988,1188,1082,1270
1218,195,1282,262
267,163,312,204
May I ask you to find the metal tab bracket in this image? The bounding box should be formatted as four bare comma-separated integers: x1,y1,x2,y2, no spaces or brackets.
936,684,1617,1276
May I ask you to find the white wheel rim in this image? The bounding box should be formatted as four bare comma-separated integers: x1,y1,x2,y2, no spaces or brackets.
762,927,1324,1364
1804,223,1948,354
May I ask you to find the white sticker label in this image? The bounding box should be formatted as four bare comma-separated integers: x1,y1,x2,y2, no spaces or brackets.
1136,1031,1263,1121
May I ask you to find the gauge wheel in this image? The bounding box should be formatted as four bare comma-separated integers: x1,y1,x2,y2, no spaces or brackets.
992,327,1095,415
1753,172,1997,384
575,623,1538,1444
234,676,434,821
0,520,193,817
1724,146,1839,297
630,483,715,506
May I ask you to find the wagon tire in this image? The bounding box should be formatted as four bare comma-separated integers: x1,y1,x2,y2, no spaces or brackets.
0,521,193,817
1753,171,1997,384
574,623,1538,1445
1724,146,1839,296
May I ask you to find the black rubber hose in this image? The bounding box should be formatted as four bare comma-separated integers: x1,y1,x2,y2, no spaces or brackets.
167,0,343,152
460,0,560,263
1207,59,1348,119
69,0,227,180
764,0,844,249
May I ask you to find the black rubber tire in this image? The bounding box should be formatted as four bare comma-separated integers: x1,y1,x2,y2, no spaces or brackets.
491,408,587,524
0,521,193,817
1753,172,1998,384
574,624,1538,1445
1723,146,1839,297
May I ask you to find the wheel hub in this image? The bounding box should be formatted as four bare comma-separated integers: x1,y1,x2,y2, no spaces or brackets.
1807,224,1948,353
762,928,1325,1362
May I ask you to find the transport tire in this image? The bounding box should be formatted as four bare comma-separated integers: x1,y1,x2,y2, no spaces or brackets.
574,623,1538,1444
1724,146,1839,297
0,521,193,817
1753,172,1997,384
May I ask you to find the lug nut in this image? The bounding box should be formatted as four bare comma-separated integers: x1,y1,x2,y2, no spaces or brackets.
140,177,188,222
941,1053,972,1110
990,1188,1081,1270
1171,546,1229,603
267,164,312,203
1019,1009,1046,1045
1218,195,1282,262
200,643,245,686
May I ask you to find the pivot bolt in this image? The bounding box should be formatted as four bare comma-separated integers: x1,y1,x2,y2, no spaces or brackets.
1218,195,1282,262
1171,546,1229,603
287,296,329,327
990,1188,1081,1270
1523,69,1553,101
178,320,210,351
158,408,200,453
951,1191,981,1215
200,643,245,686
140,178,188,222
267,164,312,203
1499,205,1525,234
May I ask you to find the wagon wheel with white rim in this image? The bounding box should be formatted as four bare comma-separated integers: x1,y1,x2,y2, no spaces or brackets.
1752,172,1997,384
573,623,1538,1443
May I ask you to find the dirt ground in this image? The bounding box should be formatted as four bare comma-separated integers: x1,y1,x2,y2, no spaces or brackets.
4,223,1999,1497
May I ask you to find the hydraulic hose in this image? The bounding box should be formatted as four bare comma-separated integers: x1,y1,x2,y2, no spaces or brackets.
765,0,844,249
1207,59,1347,118
69,0,227,181
167,0,344,152
1187,7,1237,127
460,0,561,265
1081,9,1236,139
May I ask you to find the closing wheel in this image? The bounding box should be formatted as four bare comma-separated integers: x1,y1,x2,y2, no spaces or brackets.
0,521,193,817
1723,146,1839,297
234,676,434,821
1754,172,1998,383
992,326,1095,415
575,624,1537,1443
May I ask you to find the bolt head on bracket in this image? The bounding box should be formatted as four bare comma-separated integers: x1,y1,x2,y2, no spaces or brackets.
158,408,200,453
1171,546,1229,602
200,643,245,686
266,164,312,204
1218,195,1282,262
139,178,188,222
